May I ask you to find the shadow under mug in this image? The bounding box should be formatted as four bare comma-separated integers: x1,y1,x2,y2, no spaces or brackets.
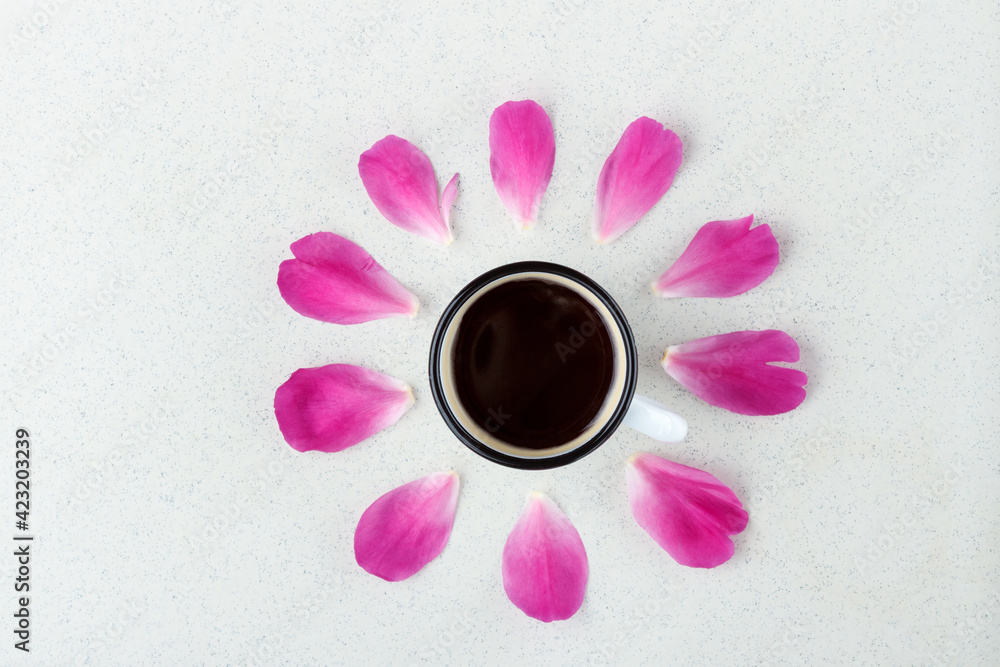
428,261,687,470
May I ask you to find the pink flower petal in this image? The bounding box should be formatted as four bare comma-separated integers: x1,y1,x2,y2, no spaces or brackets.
354,471,460,581
653,215,780,298
593,117,683,244
626,452,748,568
489,100,556,229
358,135,456,245
502,493,588,622
274,364,414,453
277,232,419,325
661,330,808,415
440,173,459,230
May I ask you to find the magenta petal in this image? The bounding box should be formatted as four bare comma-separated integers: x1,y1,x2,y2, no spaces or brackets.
662,330,808,415
502,493,588,622
359,135,456,245
489,100,556,229
354,471,460,581
277,232,419,325
626,453,748,568
274,364,414,453
593,117,683,244
654,215,779,298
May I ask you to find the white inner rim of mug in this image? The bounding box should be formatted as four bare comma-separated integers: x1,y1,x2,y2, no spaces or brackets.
439,271,628,459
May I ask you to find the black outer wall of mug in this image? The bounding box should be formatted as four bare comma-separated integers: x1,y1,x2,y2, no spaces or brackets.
427,261,638,470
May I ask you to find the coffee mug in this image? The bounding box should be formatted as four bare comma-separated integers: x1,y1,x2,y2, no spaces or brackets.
428,261,687,470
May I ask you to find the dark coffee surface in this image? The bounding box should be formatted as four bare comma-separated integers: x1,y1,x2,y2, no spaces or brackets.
452,278,615,450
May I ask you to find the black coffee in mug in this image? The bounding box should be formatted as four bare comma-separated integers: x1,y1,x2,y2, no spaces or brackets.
429,261,657,470
431,263,686,470
451,279,615,450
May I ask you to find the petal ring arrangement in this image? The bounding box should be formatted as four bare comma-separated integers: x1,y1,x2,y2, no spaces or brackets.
272,99,809,621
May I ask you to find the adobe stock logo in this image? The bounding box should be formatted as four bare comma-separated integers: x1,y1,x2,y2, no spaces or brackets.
484,406,512,434
16,271,133,387
854,461,964,576
555,321,600,362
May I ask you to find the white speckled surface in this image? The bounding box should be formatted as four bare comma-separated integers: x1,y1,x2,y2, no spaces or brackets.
2,0,998,664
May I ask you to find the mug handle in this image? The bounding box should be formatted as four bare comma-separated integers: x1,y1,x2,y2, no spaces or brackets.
622,394,688,442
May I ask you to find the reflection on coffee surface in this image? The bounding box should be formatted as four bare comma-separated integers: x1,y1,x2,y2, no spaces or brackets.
451,279,614,450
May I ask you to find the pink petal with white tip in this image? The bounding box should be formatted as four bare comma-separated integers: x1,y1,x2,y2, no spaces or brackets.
654,215,779,298
354,471,460,582
274,364,414,453
502,493,588,622
277,232,418,325
661,330,808,415
593,117,683,244
489,100,556,229
626,452,748,568
359,135,456,245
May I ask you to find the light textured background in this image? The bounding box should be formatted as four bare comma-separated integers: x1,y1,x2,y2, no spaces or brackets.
2,0,998,665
